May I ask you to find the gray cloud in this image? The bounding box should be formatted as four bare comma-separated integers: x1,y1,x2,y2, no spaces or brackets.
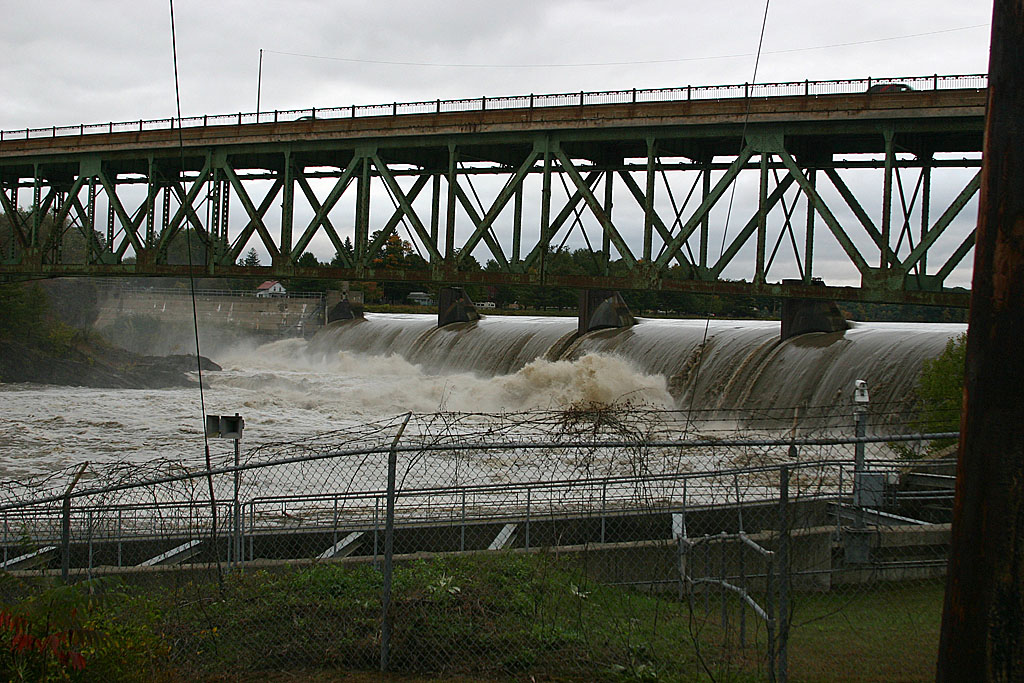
0,1,992,128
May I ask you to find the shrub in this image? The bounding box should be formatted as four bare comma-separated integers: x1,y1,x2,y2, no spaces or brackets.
0,578,165,682
916,332,966,434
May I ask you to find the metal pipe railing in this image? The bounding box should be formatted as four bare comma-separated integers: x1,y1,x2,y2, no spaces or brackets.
0,73,987,143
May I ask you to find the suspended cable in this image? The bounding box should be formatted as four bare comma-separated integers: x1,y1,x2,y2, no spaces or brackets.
169,0,222,581
684,0,773,436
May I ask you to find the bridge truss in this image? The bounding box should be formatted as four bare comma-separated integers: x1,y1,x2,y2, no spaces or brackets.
0,74,986,305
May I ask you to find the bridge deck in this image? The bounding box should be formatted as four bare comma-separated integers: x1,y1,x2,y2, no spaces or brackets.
0,78,987,306
0,89,985,169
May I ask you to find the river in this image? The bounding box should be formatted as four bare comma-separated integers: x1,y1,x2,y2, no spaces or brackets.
0,314,963,481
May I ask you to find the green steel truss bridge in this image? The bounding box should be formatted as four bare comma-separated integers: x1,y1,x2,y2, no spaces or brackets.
0,74,987,306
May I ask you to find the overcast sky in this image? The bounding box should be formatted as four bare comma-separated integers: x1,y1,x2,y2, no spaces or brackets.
0,1,992,128
0,2,994,287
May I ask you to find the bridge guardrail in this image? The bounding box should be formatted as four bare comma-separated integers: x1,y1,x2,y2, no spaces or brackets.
0,73,987,143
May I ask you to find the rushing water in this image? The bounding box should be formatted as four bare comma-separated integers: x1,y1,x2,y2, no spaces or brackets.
0,314,962,479
311,314,964,413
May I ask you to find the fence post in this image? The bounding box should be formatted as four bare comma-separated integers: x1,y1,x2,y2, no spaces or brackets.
332,497,339,550
380,412,412,673
720,530,727,631
854,398,867,528
233,435,241,569
735,473,746,646
525,488,531,550
766,515,776,682
248,503,254,562
600,481,607,543
677,479,688,599
61,463,89,584
373,496,380,566
87,510,94,580
777,465,790,683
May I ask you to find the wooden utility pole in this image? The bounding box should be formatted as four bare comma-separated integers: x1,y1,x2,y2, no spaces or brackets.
937,1,1024,680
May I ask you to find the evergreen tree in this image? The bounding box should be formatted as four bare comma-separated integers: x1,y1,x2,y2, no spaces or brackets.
239,247,261,268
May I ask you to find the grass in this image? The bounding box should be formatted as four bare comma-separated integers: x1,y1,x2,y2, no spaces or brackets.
1,554,946,681
786,582,945,682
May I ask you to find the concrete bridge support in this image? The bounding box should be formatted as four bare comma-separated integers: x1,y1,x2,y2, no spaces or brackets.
326,288,365,322
780,280,850,340
578,290,636,335
438,287,480,327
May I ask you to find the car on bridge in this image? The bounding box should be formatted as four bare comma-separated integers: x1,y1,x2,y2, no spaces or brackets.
866,82,913,93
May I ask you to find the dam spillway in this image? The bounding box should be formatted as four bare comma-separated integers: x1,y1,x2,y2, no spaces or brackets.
307,314,964,420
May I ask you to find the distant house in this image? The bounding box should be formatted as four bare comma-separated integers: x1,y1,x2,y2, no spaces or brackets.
256,280,287,297
407,291,434,306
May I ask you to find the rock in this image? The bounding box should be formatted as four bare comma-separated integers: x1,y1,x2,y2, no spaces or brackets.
0,339,220,389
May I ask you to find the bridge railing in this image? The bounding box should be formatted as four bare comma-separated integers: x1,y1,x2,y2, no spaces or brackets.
1,73,987,143
99,284,325,301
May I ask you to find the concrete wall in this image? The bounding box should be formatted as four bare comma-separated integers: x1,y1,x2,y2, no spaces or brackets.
93,289,326,354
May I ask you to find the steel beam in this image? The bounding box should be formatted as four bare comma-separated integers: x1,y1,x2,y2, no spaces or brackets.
0,87,986,305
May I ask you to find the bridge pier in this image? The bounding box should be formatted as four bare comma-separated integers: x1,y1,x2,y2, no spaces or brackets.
578,290,636,335
326,289,363,322
779,280,849,340
438,287,480,327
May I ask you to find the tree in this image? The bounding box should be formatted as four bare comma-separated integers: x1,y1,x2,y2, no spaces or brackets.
239,248,261,268
159,228,210,266
0,283,47,341
287,252,328,293
1,209,107,265
331,237,354,267
915,332,966,433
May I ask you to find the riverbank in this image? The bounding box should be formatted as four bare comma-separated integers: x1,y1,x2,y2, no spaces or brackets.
0,281,220,388
0,336,219,388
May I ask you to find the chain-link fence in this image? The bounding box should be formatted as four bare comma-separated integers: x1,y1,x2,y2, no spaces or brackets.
0,405,957,680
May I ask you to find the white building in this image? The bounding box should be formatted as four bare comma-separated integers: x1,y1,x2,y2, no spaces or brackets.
256,280,287,297
407,291,434,306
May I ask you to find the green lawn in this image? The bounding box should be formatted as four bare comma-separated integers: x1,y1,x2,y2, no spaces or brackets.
0,555,945,682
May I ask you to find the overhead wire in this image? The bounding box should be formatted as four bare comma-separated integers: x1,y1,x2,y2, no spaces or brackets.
168,0,222,581
683,0,773,435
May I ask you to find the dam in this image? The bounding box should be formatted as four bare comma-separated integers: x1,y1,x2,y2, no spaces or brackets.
308,312,963,424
